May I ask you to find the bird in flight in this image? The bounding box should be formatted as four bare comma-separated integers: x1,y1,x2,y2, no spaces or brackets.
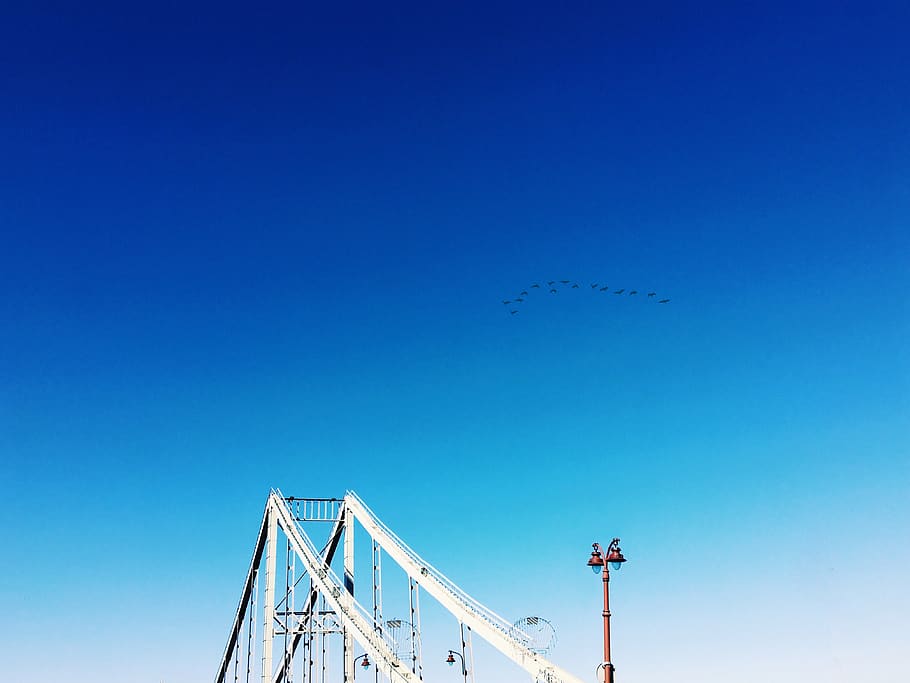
510,310,519,315
629,290,638,295
531,283,541,288
550,288,558,293
600,286,609,291
613,288,625,294
514,298,525,302
559,280,570,284
590,283,599,289
547,280,555,286
658,299,670,304
647,292,656,297
571,283,580,288
502,300,511,304
520,290,529,296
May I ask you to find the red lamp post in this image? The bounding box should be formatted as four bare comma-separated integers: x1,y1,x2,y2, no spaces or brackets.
587,539,626,683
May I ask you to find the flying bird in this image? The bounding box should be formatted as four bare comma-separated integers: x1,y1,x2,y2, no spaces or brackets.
547,281,555,286
559,280,570,284
571,283,580,288
647,292,656,297
599,286,609,291
629,290,638,295
514,298,525,302
531,283,541,288
520,290,529,296
510,310,519,315
658,299,670,304
613,289,625,294
502,300,511,304
550,288,558,294
591,283,599,289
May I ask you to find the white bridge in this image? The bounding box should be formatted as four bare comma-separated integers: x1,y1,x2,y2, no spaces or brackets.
214,491,586,683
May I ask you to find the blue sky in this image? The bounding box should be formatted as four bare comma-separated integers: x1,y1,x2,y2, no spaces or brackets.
1,2,908,681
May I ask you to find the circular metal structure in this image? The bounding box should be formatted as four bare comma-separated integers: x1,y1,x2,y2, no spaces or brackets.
383,618,420,660
513,616,557,655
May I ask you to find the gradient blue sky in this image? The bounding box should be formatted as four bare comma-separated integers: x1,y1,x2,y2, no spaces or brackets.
1,2,908,681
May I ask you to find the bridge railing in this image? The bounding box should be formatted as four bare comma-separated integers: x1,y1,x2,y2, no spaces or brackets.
284,496,343,522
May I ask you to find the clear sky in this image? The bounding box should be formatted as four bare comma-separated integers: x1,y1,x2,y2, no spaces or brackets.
1,2,908,682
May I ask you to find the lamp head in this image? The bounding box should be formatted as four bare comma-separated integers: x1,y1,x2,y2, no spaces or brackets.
446,652,456,667
360,655,370,669
587,544,604,574
606,538,626,570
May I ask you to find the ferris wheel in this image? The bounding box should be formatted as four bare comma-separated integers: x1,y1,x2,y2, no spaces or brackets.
512,616,558,655
383,617,420,660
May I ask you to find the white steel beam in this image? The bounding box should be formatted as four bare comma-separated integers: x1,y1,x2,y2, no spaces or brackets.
343,503,354,683
261,507,278,683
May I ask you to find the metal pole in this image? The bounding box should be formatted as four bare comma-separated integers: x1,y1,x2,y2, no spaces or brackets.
284,539,291,683
342,505,354,683
408,579,418,675
602,563,613,683
372,540,382,683
262,508,279,683
465,626,475,683
321,596,327,683
459,624,468,683
246,571,257,683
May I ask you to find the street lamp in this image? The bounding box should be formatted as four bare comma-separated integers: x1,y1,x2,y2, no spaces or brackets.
353,654,371,677
586,539,626,683
445,650,468,683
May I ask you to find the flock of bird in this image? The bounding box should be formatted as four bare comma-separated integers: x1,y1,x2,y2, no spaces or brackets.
502,280,670,315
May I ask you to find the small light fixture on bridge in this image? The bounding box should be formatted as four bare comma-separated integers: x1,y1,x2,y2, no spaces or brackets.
445,650,467,680
354,653,371,671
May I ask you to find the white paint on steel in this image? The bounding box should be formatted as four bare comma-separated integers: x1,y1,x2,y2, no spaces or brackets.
342,504,354,683
262,508,278,683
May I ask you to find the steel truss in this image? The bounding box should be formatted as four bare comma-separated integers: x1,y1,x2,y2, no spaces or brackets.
214,491,585,683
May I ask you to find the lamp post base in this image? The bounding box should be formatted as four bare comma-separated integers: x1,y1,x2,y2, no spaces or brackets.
596,662,615,683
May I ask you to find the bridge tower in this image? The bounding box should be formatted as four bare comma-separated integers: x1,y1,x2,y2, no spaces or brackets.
214,491,585,683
